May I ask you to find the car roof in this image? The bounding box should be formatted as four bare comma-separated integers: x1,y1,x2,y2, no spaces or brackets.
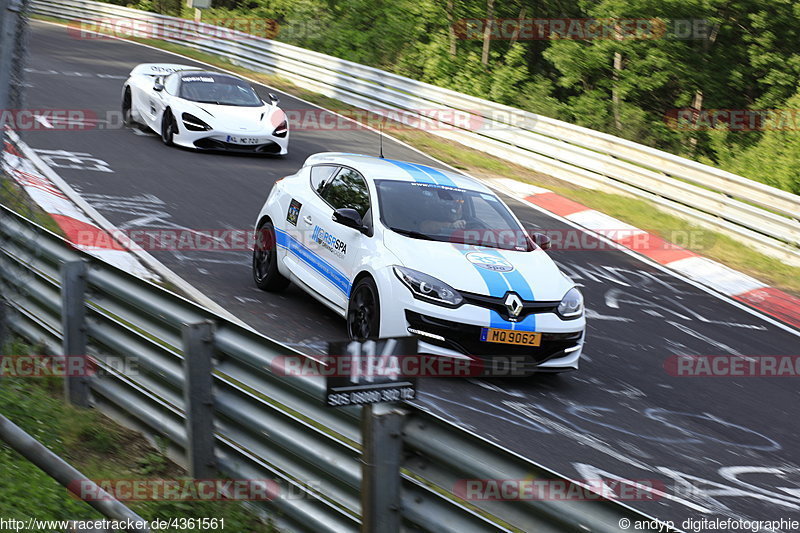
303,152,493,193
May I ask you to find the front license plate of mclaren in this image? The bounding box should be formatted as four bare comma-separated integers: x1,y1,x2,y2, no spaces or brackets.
226,135,260,144
480,328,541,346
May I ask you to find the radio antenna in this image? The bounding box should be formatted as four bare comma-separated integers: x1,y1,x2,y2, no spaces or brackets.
379,123,384,159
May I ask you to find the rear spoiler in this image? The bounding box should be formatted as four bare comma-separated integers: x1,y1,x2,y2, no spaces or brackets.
129,63,202,77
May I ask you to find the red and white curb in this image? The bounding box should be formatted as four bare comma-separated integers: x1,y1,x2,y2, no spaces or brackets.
492,178,800,330
2,136,156,280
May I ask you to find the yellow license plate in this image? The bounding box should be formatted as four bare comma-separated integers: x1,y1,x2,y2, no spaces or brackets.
480,328,541,346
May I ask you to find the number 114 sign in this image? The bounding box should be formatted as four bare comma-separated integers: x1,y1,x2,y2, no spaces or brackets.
325,337,418,407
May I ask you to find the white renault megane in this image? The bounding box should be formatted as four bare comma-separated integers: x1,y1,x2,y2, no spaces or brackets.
252,153,585,374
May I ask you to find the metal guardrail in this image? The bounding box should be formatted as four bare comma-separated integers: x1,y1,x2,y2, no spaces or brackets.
0,202,669,532
28,0,800,265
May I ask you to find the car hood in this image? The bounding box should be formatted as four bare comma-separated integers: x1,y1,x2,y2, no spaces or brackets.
384,230,572,301
183,102,283,132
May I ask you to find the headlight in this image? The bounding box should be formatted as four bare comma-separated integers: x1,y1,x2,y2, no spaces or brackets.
182,113,211,131
393,266,463,307
273,119,288,137
557,287,584,319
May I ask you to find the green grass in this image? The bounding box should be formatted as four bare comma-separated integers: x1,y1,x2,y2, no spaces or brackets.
0,178,64,236
29,15,800,296
0,339,275,531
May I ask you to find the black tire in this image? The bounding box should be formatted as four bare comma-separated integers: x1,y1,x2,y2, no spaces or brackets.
252,221,290,292
122,88,136,126
347,277,381,341
161,110,177,146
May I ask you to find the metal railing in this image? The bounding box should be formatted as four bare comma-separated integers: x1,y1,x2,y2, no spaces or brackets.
0,204,669,532
28,0,800,265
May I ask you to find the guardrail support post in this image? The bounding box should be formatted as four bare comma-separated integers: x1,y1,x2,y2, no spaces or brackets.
61,260,89,407
361,403,404,533
0,0,23,118
182,320,216,479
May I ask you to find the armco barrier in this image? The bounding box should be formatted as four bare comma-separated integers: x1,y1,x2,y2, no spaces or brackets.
28,0,800,265
0,203,672,531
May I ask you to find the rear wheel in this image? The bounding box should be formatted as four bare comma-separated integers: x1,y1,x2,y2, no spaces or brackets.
161,110,177,146
252,221,290,292
347,277,381,340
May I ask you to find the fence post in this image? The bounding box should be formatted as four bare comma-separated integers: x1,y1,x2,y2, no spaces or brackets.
61,260,89,407
0,0,23,118
361,403,404,533
182,320,216,479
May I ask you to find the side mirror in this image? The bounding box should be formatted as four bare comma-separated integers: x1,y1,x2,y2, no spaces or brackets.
332,208,365,232
268,93,280,105
533,232,551,251
153,82,164,92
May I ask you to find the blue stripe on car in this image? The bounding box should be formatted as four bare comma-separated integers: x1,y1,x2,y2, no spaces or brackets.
275,228,351,295
454,245,538,331
406,162,458,187
477,248,535,301
453,245,508,329
384,159,438,184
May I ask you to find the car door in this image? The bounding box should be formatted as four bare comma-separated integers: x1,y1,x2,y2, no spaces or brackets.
282,165,351,310
298,166,371,309
316,166,372,289
144,74,172,130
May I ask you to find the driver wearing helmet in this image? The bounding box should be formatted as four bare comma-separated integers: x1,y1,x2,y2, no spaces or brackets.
419,190,467,234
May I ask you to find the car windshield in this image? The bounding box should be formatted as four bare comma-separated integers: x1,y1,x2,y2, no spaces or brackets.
375,180,533,251
179,74,262,106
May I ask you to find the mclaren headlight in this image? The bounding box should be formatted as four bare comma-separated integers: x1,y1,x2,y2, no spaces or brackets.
273,119,288,138
557,287,584,319
182,113,211,131
393,266,463,307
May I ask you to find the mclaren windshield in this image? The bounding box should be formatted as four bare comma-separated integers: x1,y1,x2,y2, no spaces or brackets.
179,74,262,106
375,180,533,251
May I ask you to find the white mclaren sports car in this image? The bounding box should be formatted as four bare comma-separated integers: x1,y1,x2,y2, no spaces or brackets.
252,153,585,374
121,63,289,154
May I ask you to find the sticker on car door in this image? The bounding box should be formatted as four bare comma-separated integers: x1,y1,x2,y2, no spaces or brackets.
287,199,302,226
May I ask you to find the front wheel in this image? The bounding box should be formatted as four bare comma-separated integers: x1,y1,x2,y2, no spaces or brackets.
347,277,381,340
252,221,290,292
122,89,137,126
161,110,177,146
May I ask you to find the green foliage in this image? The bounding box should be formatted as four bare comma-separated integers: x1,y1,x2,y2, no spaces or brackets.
92,0,800,194
715,89,800,194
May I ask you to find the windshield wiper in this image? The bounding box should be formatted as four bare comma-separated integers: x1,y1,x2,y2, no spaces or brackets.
389,227,440,241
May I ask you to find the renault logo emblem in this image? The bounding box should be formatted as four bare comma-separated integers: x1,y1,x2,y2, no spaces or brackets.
504,293,524,318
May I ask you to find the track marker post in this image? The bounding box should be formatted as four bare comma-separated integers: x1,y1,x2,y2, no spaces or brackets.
61,259,89,407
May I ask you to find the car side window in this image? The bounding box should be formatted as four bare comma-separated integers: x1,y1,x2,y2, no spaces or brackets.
164,73,180,95
321,168,371,219
310,165,339,195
